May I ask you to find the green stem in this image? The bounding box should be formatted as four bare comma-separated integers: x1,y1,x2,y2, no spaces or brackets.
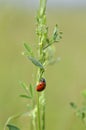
42,92,45,130
31,98,36,130
36,1,47,130
37,93,41,130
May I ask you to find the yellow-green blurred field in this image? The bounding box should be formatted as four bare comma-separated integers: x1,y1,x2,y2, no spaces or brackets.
0,4,86,130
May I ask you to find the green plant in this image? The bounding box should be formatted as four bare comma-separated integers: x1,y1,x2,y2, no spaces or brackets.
70,89,86,127
4,0,62,130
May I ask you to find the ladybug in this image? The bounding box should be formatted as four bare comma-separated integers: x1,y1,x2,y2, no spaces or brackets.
36,78,46,92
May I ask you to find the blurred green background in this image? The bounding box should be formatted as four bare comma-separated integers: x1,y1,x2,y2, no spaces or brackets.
0,2,86,130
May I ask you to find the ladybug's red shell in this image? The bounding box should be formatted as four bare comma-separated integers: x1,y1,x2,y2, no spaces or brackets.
36,78,46,92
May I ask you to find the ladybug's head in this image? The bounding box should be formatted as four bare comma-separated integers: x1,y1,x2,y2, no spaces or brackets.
40,78,46,83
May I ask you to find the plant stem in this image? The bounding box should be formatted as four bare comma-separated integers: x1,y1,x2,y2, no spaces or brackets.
36,0,47,130
42,92,45,130
37,93,41,130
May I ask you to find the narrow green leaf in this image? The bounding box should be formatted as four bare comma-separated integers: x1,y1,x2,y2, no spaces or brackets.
28,56,44,69
52,24,58,41
49,24,62,44
40,0,46,16
19,81,33,98
53,24,58,35
20,94,32,99
24,43,33,56
7,124,20,130
24,43,31,52
19,81,28,93
29,84,33,97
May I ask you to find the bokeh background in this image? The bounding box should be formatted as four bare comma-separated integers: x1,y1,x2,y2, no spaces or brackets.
0,0,86,130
